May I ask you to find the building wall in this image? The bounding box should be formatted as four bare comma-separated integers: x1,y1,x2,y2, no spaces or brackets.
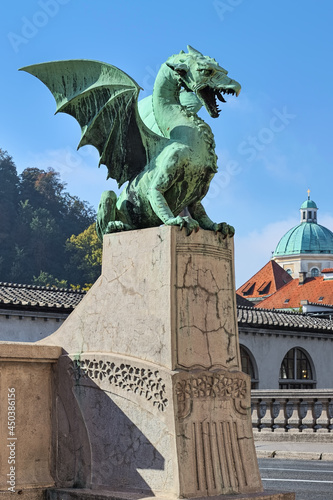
2,306,332,391
0,309,67,342
239,327,333,389
273,253,333,279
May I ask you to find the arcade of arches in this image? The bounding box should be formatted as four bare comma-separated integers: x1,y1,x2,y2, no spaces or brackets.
240,344,316,390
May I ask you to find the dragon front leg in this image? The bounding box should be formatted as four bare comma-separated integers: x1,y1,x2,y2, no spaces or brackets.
189,201,235,238
96,191,133,241
148,189,199,235
147,144,200,235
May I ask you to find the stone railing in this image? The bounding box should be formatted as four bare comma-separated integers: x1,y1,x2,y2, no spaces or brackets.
251,390,333,436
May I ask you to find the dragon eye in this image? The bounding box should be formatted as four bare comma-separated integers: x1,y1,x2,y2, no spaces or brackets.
199,69,214,77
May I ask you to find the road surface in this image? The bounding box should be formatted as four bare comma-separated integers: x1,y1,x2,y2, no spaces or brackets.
259,458,333,500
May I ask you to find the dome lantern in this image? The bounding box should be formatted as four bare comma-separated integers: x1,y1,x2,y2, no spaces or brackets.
300,189,318,223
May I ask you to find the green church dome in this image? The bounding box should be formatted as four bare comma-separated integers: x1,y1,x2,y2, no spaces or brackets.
274,223,333,256
300,199,318,209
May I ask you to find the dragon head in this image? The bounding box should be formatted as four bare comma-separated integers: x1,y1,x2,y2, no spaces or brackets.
166,45,241,118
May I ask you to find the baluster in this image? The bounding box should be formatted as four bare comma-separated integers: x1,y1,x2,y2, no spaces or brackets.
270,400,280,431
284,400,293,432
251,398,259,432
328,400,333,431
257,400,267,431
313,399,325,433
298,400,308,432
302,397,316,434
272,399,286,434
286,399,299,432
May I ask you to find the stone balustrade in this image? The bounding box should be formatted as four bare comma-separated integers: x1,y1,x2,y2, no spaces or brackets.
251,390,333,436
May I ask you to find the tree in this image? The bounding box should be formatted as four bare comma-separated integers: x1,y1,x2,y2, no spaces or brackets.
32,271,68,289
14,166,96,283
66,223,102,286
0,150,20,280
0,154,97,285
19,167,95,234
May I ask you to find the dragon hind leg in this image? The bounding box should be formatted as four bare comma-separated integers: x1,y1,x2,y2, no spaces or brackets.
96,191,133,241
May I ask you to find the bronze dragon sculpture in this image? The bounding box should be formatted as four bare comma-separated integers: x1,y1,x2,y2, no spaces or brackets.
21,46,241,239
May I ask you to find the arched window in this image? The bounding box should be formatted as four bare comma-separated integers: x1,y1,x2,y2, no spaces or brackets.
286,268,292,275
310,267,320,277
240,345,258,389
279,347,316,389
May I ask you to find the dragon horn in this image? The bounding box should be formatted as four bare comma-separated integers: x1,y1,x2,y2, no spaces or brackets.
187,45,203,56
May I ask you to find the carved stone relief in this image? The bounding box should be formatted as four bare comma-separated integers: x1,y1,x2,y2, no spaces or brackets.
72,358,168,412
175,372,248,419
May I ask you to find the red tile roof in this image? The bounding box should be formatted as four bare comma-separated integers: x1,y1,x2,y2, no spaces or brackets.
236,260,293,299
257,276,333,309
322,268,333,273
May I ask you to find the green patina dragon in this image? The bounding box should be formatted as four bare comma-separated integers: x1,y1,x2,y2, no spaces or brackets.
21,46,241,240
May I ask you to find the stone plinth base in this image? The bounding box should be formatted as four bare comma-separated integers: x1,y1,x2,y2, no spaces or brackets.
38,227,293,499
0,343,62,493
45,488,295,500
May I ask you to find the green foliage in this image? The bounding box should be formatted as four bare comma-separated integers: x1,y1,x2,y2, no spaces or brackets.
0,150,20,276
65,223,102,286
32,271,68,289
0,149,96,287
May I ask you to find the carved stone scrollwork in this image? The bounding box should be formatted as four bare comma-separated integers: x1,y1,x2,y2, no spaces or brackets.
175,372,247,419
72,358,168,412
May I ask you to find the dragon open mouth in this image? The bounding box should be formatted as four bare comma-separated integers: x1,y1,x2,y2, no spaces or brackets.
198,86,237,118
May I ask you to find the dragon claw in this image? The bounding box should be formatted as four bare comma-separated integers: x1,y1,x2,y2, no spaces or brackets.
166,215,199,236
182,216,199,236
213,222,235,238
105,221,133,233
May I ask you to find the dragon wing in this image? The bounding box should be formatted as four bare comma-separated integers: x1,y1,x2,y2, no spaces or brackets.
20,60,165,187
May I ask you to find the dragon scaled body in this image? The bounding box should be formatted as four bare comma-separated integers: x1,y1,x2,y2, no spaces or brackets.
21,46,241,239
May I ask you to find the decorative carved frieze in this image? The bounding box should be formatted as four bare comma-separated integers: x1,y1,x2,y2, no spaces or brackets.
72,358,168,412
176,242,232,261
175,372,248,419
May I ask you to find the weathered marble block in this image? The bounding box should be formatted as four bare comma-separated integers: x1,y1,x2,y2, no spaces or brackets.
0,343,61,493
42,226,240,372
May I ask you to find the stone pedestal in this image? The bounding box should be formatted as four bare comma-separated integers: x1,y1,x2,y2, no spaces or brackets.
39,226,293,499
0,343,61,497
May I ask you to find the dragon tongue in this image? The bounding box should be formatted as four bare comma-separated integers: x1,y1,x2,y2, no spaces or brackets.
216,90,226,103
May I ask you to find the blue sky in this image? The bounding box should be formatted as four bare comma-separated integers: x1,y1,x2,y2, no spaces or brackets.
1,0,332,286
